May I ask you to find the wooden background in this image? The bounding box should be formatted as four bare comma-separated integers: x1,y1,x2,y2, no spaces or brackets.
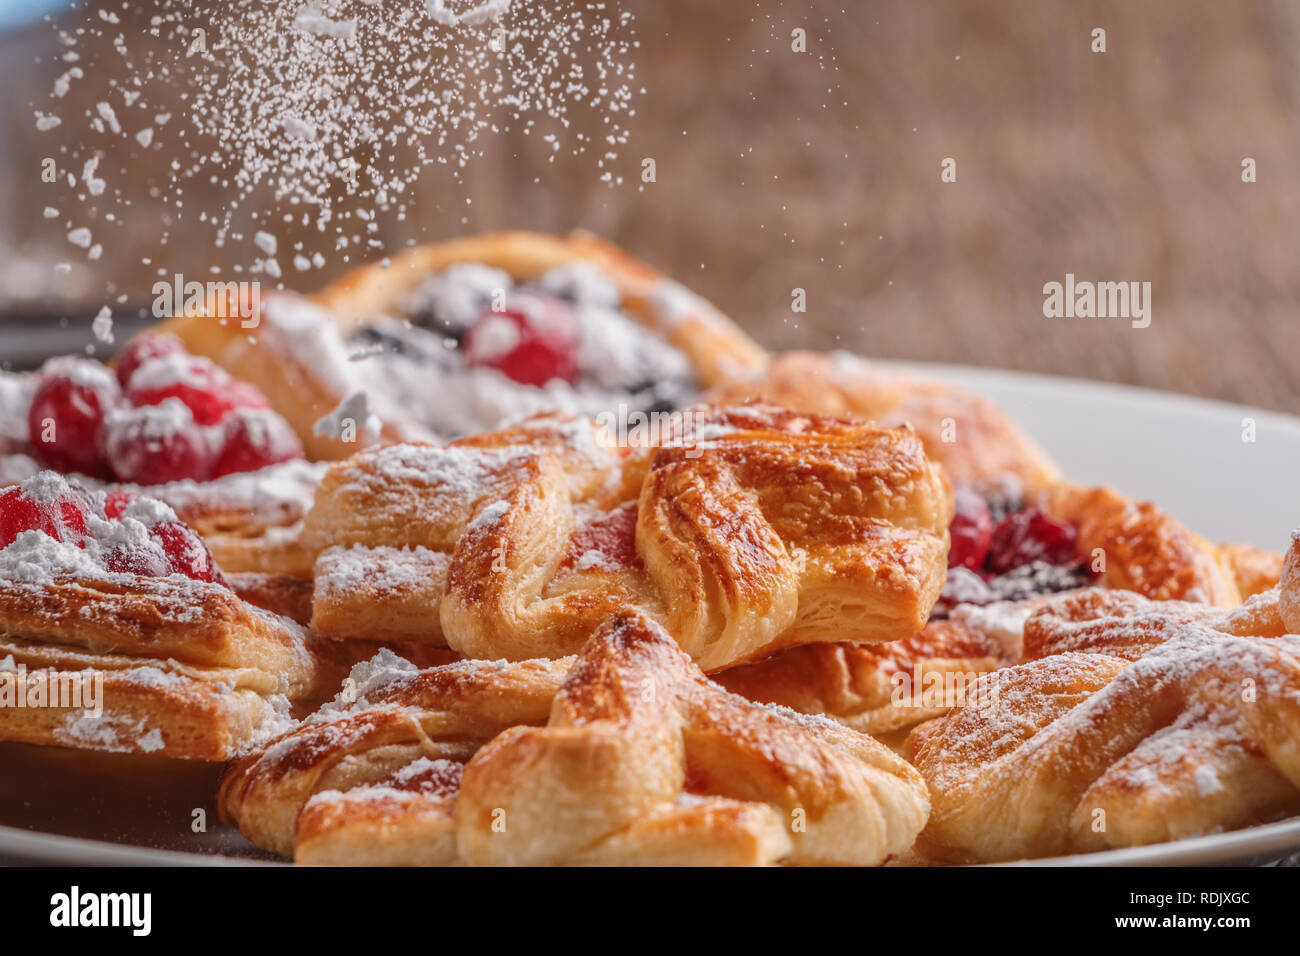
2,0,1299,413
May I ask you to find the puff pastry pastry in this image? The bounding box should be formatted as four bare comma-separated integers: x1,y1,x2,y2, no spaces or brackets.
0,476,341,760
151,231,767,459
908,585,1300,861
705,350,1062,491
717,479,1282,738
300,403,953,671
220,610,930,865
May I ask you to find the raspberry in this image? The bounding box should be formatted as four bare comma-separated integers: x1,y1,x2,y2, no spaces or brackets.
104,401,214,485
948,484,993,571
102,490,137,520
152,520,224,584
0,480,91,549
114,334,186,388
26,359,120,477
211,408,303,478
463,294,580,387
986,508,1080,575
102,543,171,578
125,354,266,426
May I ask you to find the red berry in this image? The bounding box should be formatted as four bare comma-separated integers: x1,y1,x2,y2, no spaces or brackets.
948,484,993,571
986,508,1080,575
114,334,186,388
102,544,171,578
126,354,265,426
463,295,580,387
0,479,91,549
104,401,214,485
211,409,303,478
151,520,224,584
26,359,120,477
102,490,137,519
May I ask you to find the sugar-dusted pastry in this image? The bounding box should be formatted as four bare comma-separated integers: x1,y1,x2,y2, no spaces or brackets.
220,610,929,866
715,476,1278,735
0,337,321,575
705,350,1062,491
907,586,1300,861
299,403,953,671
0,472,342,760
150,231,768,459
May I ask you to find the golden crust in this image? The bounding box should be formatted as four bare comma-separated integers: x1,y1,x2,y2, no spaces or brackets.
300,403,953,671
704,350,1062,491
0,573,342,760
714,619,1018,737
907,586,1300,861
1032,484,1242,606
220,611,929,865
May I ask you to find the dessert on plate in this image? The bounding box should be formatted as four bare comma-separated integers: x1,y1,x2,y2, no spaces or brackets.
149,231,768,459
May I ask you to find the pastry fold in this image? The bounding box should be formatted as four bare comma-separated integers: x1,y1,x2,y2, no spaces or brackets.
300,403,953,671
220,611,929,865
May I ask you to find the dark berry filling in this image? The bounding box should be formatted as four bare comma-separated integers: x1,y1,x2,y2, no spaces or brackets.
935,482,1097,617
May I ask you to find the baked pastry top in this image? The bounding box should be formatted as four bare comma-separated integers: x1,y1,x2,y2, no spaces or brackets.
705,350,1063,492
151,230,768,459
299,402,953,671
907,583,1300,861
0,472,341,760
220,609,929,865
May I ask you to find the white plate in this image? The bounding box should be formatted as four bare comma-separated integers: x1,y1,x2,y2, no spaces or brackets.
3,362,1298,866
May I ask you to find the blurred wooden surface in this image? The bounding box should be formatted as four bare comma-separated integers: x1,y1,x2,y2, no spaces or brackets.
1,0,1299,413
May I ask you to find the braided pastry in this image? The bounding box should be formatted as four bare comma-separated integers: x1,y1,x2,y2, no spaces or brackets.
907,586,1300,861
301,403,953,672
220,610,930,865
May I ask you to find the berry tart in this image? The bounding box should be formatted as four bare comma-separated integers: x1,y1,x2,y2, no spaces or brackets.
0,335,325,576
0,472,342,759
148,231,768,459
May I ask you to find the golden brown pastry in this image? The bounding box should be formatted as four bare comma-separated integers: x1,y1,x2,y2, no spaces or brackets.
715,481,1278,736
714,612,1020,737
907,586,1300,861
705,350,1062,491
220,610,930,866
0,474,341,760
150,231,768,460
299,403,953,671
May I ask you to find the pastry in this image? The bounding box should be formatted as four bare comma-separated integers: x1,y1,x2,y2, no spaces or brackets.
0,472,341,760
219,610,929,865
0,338,321,576
907,585,1300,861
705,350,1062,491
715,481,1280,735
299,402,953,671
150,231,768,459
